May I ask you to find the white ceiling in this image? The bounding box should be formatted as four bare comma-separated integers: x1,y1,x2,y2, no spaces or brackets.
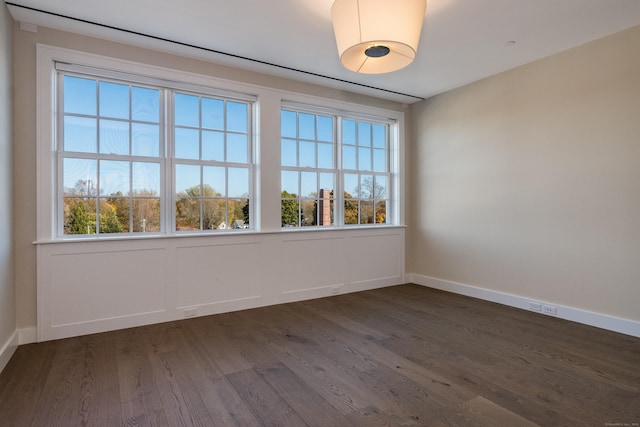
7,0,640,103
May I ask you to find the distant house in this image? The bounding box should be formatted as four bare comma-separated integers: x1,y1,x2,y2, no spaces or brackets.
232,220,248,229
217,220,248,230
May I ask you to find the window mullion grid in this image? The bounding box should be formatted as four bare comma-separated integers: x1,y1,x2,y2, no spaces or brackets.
198,96,204,231
294,112,301,226
56,75,64,237
199,165,204,231
94,81,101,235
225,167,230,229
128,84,134,234
56,69,259,238
165,88,175,234
335,117,343,227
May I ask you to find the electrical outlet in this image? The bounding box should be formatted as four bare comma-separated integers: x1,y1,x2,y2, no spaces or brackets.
529,302,542,312
184,307,197,318
542,305,557,316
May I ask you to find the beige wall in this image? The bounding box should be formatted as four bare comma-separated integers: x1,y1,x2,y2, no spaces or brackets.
408,25,640,322
0,2,15,348
12,24,404,331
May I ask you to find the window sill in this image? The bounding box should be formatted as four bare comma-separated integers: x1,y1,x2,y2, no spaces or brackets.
33,224,407,245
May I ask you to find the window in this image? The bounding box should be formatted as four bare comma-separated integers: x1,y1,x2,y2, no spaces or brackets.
174,93,251,231
342,119,390,225
281,110,335,227
57,68,254,237
40,48,404,241
281,106,394,227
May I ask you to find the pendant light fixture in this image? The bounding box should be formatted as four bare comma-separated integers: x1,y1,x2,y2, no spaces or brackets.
331,0,427,74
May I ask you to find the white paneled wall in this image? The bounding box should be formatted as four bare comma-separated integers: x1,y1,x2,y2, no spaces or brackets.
37,228,405,341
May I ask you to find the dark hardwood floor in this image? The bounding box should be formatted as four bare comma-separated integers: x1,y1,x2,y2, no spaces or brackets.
1,284,639,426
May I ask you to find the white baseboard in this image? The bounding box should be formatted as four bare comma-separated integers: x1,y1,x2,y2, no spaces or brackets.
408,274,640,338
0,330,19,374
18,327,37,344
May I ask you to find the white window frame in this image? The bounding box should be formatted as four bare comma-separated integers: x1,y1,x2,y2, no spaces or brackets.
281,101,400,228
37,45,257,241
56,71,168,236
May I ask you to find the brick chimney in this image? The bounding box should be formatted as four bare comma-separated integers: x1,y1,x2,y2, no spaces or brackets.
319,189,332,226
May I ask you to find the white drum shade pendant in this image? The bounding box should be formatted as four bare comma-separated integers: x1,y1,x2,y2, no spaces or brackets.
331,0,427,74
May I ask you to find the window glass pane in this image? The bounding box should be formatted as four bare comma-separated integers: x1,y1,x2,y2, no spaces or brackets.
358,122,372,146
64,76,96,115
100,119,129,155
133,198,160,232
301,199,316,226
227,102,248,132
175,93,200,127
360,174,374,198
374,175,387,199
100,160,130,196
358,147,372,171
107,196,130,232
175,127,200,160
132,87,160,123
319,173,334,193
316,196,333,226
228,199,247,228
301,171,317,198
281,110,297,138
64,198,97,234
373,124,386,148
98,199,125,234
281,199,299,227
203,166,225,197
202,97,224,130
99,81,129,119
176,164,200,195
342,145,356,170
132,123,160,157
317,142,333,169
64,116,97,153
132,162,160,195
375,200,387,224
227,133,248,163
373,148,386,172
343,174,358,199
299,113,315,140
202,130,225,162
360,200,374,224
342,119,356,145
281,170,298,195
63,158,97,196
228,167,249,197
176,198,201,231
344,199,358,225
317,115,333,142
240,199,250,229
281,138,297,167
203,199,226,230
299,140,315,168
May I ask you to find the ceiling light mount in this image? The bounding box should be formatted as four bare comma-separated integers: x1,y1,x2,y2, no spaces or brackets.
331,0,427,74
365,45,390,58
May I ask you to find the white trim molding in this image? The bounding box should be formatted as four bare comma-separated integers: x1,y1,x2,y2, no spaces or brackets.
18,327,37,345
408,274,640,338
0,330,19,374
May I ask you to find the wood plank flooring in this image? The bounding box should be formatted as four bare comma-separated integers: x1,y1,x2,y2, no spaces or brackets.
1,284,639,426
